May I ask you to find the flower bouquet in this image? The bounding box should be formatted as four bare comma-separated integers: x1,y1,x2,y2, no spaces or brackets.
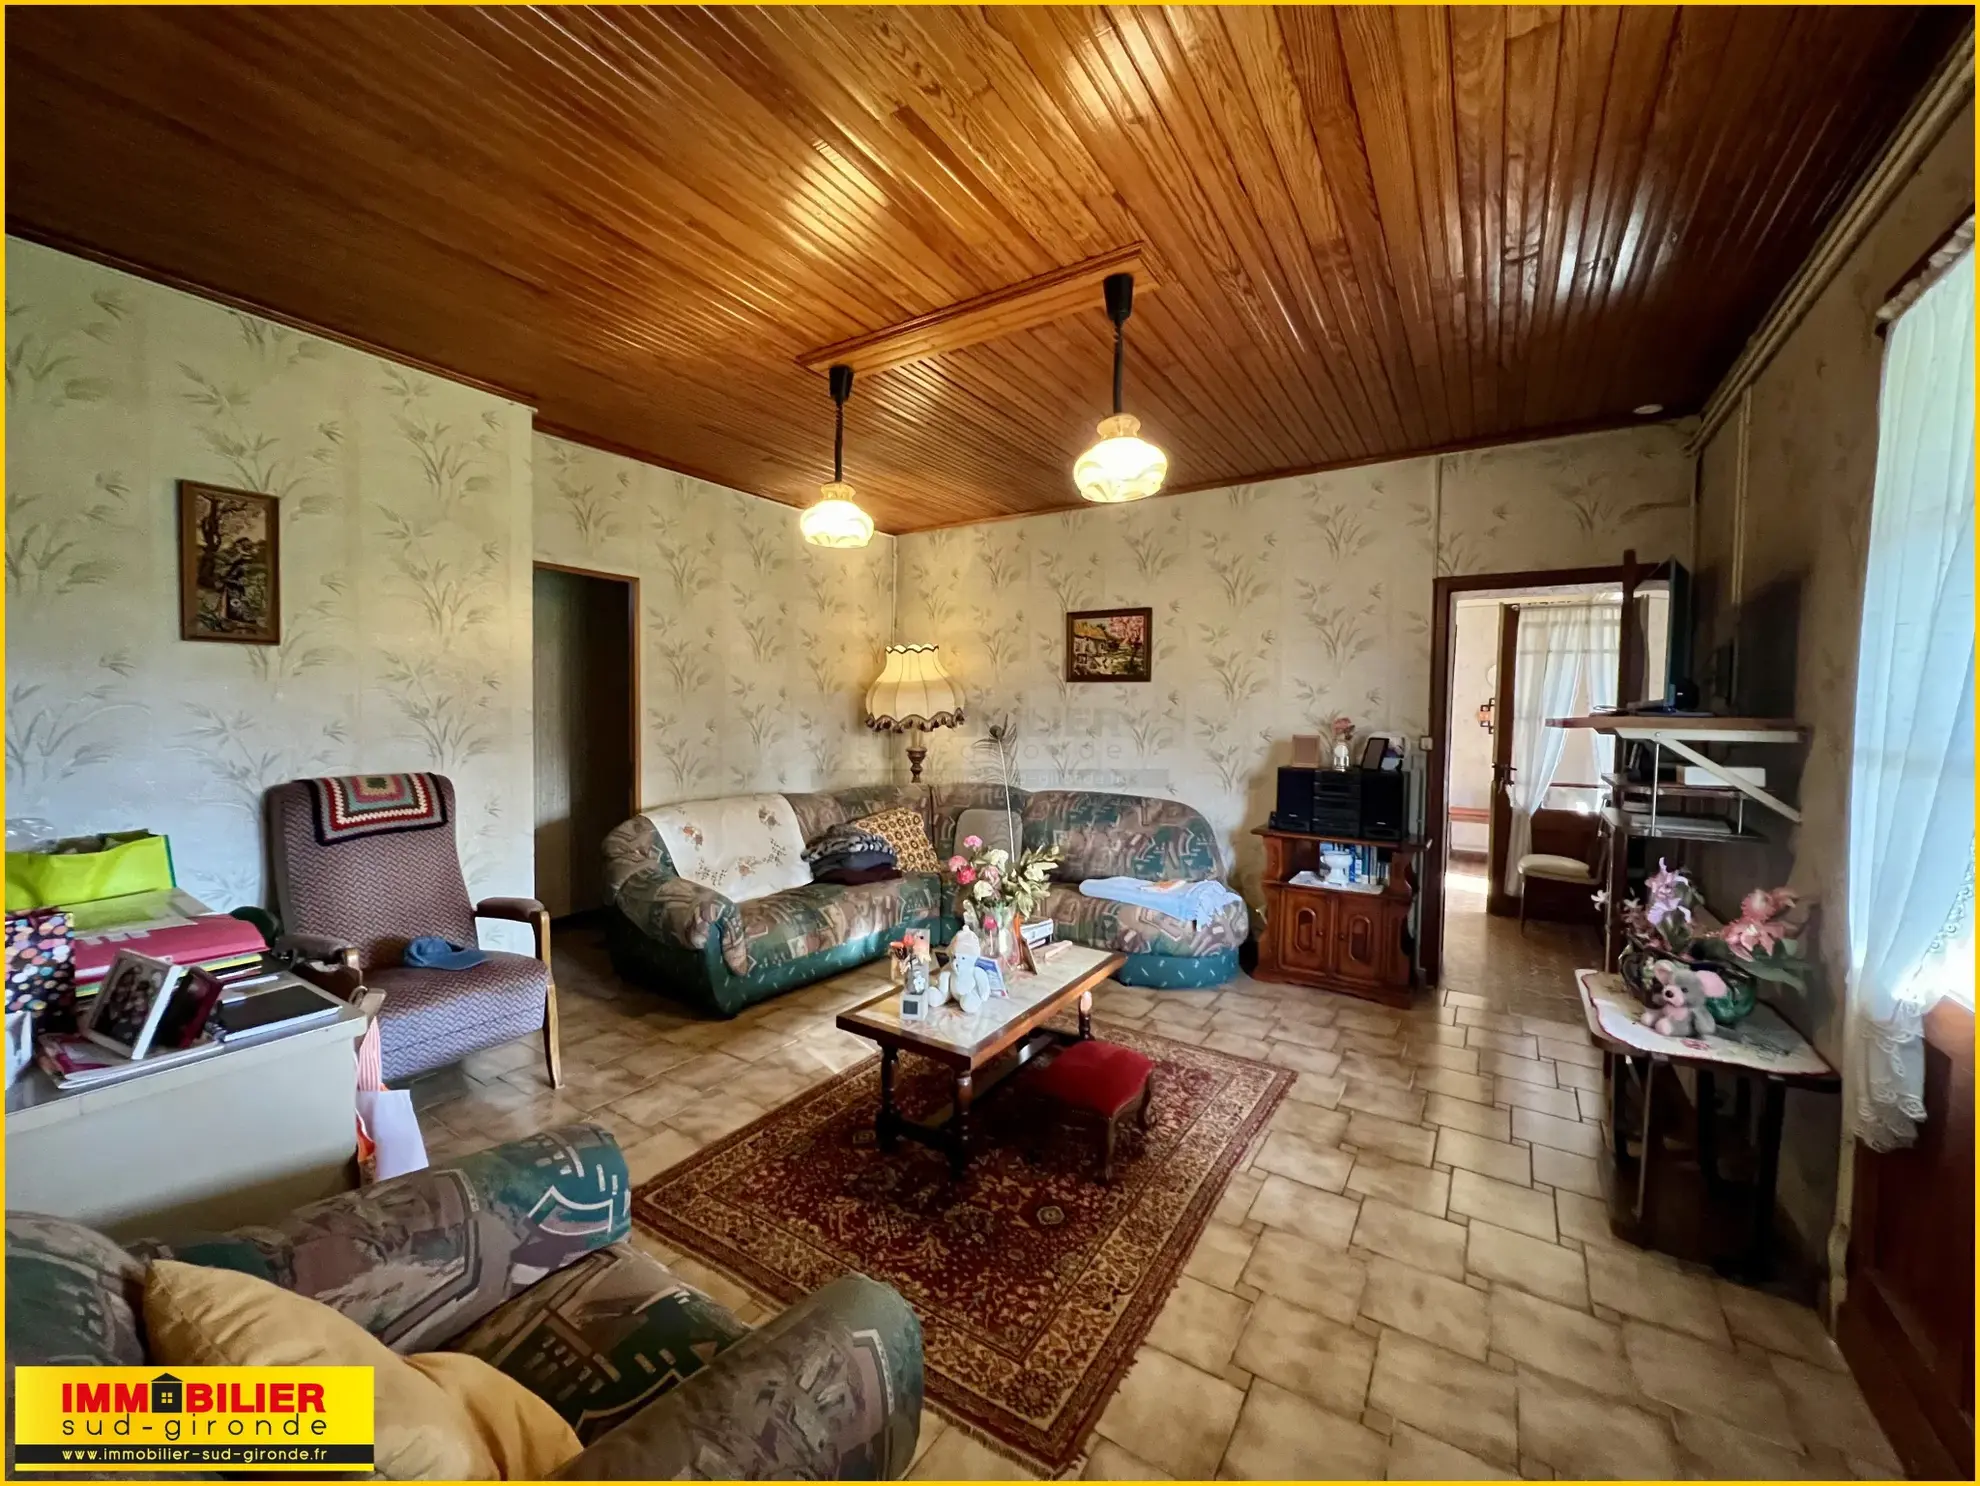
947,834,1062,972
1615,860,1809,1025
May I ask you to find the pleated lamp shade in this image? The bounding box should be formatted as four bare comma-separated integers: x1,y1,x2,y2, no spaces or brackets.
864,645,964,733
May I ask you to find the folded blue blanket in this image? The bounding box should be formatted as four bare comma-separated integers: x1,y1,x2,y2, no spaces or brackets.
1079,876,1242,926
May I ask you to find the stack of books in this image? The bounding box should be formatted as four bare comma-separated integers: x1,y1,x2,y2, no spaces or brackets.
69,891,269,997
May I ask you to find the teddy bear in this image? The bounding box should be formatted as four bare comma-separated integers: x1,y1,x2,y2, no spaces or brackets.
1640,961,1721,1040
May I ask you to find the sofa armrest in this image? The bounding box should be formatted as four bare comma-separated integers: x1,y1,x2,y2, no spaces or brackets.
550,1273,923,1481
615,867,749,976
126,1124,629,1353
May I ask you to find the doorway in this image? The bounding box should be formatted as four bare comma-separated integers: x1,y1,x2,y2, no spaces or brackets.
1422,556,1642,983
533,564,637,919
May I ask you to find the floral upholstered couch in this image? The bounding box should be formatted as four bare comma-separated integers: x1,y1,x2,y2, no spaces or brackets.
603,784,1246,1016
4,1124,922,1480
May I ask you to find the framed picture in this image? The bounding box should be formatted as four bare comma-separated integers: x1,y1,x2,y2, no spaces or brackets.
1066,606,1153,683
1360,733,1407,772
179,481,281,644
83,950,186,1061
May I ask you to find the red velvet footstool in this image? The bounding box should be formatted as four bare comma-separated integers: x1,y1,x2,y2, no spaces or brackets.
1027,1039,1155,1185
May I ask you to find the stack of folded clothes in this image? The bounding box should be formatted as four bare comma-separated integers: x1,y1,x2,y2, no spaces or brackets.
801,824,900,885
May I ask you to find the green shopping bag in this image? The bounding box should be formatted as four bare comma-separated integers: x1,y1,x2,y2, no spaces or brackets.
4,831,177,911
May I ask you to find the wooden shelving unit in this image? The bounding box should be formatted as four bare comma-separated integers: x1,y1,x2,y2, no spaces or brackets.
1548,715,1809,967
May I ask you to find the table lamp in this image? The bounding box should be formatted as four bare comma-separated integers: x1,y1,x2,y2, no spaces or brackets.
865,644,964,782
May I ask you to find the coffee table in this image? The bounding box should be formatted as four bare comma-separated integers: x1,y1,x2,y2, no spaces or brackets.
837,943,1127,1177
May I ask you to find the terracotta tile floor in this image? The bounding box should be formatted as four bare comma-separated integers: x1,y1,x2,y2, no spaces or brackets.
409,866,1898,1480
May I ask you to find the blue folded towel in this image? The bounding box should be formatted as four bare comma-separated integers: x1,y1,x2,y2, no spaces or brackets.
404,936,487,970
1079,877,1243,926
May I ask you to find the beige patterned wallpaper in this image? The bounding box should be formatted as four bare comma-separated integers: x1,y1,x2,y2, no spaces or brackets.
532,433,896,803
5,238,536,945
1692,102,1974,1261
894,422,1694,894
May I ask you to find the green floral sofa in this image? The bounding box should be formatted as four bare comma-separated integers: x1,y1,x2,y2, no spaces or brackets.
603,784,1246,1016
5,1124,923,1480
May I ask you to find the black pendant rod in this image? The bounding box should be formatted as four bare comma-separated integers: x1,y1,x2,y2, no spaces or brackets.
829,363,853,482
1103,272,1134,418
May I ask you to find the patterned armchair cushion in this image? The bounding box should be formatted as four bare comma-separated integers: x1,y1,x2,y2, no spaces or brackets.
1023,790,1224,882
3,1212,148,1367
266,776,478,972
447,1245,748,1445
367,951,550,1084
127,1125,630,1354
1041,882,1248,959
734,874,944,974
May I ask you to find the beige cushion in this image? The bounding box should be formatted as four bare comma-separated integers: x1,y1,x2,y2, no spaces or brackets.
1518,852,1595,883
953,806,1017,858
144,1258,580,1481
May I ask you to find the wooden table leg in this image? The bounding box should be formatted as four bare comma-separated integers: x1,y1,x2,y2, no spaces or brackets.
1609,1052,1631,1165
1634,1057,1664,1225
949,1069,975,1179
1744,1076,1787,1279
877,1046,898,1151
1696,1068,1719,1193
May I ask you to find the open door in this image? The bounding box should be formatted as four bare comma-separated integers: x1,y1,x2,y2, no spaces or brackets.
1422,553,1640,983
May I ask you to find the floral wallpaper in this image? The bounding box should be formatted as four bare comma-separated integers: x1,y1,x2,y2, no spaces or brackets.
532,434,895,804
1691,104,1974,1265
5,239,536,948
895,423,1694,896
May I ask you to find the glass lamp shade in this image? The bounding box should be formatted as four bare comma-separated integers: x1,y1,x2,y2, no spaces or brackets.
800,482,875,548
1074,414,1168,504
864,644,964,732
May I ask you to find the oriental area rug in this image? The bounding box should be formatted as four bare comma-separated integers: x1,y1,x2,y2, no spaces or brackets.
631,1021,1290,1474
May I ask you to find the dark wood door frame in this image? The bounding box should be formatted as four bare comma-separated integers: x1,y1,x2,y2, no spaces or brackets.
533,560,642,819
1421,553,1639,984
1485,604,1522,916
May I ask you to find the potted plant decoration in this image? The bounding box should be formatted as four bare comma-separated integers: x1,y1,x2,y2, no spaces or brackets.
1613,860,1810,1026
947,835,1062,970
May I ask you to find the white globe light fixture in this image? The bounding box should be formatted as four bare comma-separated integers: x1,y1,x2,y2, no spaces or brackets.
801,364,875,548
1075,272,1167,504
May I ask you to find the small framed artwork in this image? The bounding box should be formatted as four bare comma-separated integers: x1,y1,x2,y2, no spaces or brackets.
1066,607,1153,683
83,950,186,1060
1360,733,1407,772
179,481,281,645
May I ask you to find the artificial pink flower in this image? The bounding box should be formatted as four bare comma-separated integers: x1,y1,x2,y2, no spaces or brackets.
955,866,976,885
947,854,967,871
962,835,983,850
1693,968,1729,1000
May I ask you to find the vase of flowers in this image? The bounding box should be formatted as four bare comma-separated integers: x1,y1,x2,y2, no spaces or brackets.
948,834,1062,969
1616,860,1809,1025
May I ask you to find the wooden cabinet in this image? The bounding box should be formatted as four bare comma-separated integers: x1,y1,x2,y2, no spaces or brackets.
1253,827,1419,1006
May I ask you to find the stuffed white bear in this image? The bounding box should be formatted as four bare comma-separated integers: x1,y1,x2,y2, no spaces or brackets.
949,927,985,1012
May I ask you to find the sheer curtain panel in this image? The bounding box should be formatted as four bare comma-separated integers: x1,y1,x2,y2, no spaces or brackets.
1843,245,1975,1152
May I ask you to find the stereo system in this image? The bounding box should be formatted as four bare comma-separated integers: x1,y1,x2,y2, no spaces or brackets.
1271,766,1409,841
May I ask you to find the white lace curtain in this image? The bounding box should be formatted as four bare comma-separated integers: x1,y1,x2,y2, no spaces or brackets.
1503,601,1621,894
1843,243,1976,1152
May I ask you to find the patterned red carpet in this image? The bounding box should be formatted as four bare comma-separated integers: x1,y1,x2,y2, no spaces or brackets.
632,1021,1290,1473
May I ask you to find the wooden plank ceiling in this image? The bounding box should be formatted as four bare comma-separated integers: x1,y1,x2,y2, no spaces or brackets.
6,5,1964,532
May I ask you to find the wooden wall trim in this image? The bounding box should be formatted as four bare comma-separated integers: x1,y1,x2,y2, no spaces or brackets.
1694,24,1975,448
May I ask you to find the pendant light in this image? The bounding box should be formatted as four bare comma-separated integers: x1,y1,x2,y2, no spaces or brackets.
800,363,876,548
1074,272,1168,504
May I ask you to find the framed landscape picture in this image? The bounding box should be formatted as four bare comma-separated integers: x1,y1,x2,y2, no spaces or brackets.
179,481,280,644
1066,606,1153,682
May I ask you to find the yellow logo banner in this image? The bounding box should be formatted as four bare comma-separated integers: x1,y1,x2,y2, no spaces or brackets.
12,1366,375,1473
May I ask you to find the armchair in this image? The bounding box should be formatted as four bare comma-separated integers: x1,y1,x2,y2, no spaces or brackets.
266,774,561,1086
